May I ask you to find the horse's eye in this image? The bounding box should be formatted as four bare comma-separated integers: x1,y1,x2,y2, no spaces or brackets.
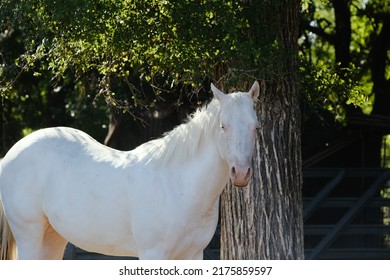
221,123,226,130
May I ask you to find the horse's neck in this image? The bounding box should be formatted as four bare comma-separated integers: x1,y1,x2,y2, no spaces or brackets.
134,102,229,211
170,105,228,210
173,135,229,213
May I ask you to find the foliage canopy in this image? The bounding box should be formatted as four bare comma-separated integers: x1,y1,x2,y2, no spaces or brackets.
1,0,388,152
1,0,252,98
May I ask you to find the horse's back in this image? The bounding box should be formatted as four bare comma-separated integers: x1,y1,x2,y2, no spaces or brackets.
0,126,132,210
0,127,96,216
2,127,96,165
1,126,129,175
1,127,97,191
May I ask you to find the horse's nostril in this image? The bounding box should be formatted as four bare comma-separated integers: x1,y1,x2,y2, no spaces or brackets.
245,168,252,180
231,166,236,177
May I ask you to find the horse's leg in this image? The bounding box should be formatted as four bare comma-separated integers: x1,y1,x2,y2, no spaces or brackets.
138,248,204,260
178,250,204,260
138,249,169,260
41,223,68,259
11,220,67,259
193,252,203,260
11,221,47,259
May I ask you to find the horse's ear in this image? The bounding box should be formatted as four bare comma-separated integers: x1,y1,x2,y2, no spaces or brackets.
211,83,227,103
248,81,260,102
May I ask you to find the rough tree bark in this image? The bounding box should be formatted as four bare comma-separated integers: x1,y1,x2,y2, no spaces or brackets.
220,0,304,259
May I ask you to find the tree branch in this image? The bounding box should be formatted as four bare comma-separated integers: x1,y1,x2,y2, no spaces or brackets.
301,20,336,45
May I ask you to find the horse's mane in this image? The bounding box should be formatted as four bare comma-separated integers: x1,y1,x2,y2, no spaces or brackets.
134,98,221,166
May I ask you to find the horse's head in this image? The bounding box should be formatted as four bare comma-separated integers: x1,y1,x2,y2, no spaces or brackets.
211,81,259,187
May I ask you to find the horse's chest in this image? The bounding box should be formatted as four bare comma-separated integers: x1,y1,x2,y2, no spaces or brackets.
169,208,218,257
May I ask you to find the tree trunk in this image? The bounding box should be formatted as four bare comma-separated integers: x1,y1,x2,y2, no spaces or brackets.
371,17,390,117
220,0,304,260
332,0,352,68
366,16,390,168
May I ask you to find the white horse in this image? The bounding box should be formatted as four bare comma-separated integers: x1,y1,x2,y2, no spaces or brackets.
0,82,259,260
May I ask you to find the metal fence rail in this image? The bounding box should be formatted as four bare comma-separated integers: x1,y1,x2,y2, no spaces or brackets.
304,168,390,260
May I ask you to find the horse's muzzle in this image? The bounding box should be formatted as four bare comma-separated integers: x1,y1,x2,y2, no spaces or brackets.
230,166,252,187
